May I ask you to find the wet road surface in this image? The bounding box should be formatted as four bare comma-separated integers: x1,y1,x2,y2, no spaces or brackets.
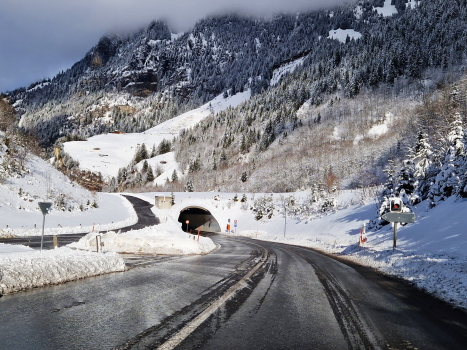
1,234,467,349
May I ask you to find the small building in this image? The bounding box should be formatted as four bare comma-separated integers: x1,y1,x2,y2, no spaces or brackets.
155,196,173,209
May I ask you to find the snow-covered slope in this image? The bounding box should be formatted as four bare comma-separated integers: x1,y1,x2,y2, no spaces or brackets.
0,152,136,235
63,90,251,179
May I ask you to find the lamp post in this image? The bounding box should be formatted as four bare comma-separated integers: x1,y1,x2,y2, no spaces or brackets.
38,202,52,252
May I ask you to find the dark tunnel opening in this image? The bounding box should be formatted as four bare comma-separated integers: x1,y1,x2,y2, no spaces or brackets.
178,207,221,233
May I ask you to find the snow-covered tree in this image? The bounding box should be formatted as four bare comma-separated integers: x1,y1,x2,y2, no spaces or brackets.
412,130,433,199
184,179,195,192
429,113,464,202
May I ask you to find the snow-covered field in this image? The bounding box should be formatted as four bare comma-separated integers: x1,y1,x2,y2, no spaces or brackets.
63,90,251,179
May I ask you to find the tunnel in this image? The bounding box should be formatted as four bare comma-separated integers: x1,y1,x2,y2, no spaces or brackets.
178,207,221,233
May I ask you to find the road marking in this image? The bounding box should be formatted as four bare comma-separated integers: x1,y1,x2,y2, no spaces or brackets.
157,244,268,350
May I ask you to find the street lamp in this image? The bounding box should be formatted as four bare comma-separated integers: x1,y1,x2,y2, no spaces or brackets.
38,202,52,252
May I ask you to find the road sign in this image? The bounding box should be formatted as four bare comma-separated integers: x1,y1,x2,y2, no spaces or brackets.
38,202,52,252
38,202,52,215
382,212,415,223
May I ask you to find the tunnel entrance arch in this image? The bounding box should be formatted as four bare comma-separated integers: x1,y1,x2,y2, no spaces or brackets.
178,206,221,233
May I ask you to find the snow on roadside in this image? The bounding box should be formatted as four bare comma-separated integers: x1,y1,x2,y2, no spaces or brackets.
69,206,217,255
0,247,125,295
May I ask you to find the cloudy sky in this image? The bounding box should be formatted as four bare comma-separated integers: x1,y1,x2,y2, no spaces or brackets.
0,0,350,93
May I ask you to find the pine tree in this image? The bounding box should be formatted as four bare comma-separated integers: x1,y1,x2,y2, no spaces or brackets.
142,160,149,173
241,171,248,182
146,164,155,183
185,179,195,192
171,169,179,182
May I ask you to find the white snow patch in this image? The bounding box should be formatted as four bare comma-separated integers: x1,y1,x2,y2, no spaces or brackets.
328,29,362,44
354,6,363,19
375,0,398,17
406,0,421,9
270,57,305,86
171,32,184,41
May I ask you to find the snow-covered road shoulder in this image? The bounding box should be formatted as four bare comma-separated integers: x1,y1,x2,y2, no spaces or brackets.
0,246,125,295
69,222,217,255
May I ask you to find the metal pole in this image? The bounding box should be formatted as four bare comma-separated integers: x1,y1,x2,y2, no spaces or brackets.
284,206,287,238
40,214,45,252
393,222,397,250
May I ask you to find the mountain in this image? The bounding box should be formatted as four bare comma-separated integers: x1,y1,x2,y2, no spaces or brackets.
4,0,467,195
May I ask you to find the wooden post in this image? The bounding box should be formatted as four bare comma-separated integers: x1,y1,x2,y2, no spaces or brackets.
53,235,58,249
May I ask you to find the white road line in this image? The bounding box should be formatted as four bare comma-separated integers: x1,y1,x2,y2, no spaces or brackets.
157,245,267,350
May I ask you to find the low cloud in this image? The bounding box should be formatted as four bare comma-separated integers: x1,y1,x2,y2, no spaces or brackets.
0,0,351,92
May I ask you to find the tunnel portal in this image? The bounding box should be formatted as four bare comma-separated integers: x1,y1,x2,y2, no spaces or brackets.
178,207,221,233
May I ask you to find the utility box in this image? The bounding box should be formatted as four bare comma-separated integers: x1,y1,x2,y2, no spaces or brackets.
155,196,173,209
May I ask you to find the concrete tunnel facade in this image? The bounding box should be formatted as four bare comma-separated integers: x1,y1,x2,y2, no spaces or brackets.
178,206,221,233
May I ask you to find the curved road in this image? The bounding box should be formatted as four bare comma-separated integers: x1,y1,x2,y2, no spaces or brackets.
1,234,467,349
0,195,159,249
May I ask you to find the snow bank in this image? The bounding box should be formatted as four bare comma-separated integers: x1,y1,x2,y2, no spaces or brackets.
0,247,125,295
69,221,217,255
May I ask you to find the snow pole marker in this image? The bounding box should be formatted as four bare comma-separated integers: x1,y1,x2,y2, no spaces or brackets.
360,223,367,246
197,227,200,241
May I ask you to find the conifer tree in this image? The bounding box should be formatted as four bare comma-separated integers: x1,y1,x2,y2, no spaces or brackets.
429,113,464,202
146,164,155,183
171,169,179,182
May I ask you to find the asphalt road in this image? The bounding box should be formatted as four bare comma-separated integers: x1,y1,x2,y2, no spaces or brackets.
0,195,159,249
1,234,467,350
